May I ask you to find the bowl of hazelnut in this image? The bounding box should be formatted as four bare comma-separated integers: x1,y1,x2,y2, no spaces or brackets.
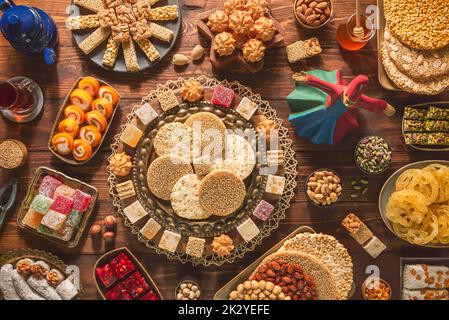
294,0,333,29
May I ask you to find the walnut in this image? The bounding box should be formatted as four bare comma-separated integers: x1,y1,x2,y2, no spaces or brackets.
228,10,254,35
232,32,250,49
253,16,276,42
246,0,268,20
256,119,277,143
212,32,236,56
223,0,246,16
109,151,133,176
207,10,229,33
30,261,50,279
46,269,65,287
242,38,266,62
16,258,33,276
181,80,204,103
212,234,234,256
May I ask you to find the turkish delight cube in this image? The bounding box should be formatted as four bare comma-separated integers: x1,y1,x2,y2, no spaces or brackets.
37,224,55,237
122,271,149,298
211,85,234,108
265,175,286,195
236,97,258,120
140,290,159,300
252,200,274,221
120,123,143,148
135,102,158,126
158,230,181,253
72,190,92,213
39,175,63,198
65,210,82,227
50,196,73,215
96,263,118,288
30,194,54,214
22,208,44,229
53,185,76,199
106,283,132,300
363,236,387,258
40,210,67,231
237,218,260,242
56,225,75,242
110,253,135,279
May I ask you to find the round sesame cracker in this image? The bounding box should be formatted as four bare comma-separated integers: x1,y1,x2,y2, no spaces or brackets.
153,122,192,159
147,155,194,200
381,42,449,95
211,134,256,179
171,174,213,220
198,169,246,216
185,112,226,158
251,251,339,300
280,232,353,300
384,0,449,50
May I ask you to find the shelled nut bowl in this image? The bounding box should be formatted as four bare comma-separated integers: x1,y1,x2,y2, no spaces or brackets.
305,168,342,207
293,0,333,29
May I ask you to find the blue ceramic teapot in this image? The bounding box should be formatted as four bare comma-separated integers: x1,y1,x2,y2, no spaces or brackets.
0,0,58,65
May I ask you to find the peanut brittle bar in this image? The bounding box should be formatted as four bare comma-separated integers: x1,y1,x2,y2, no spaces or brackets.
136,38,160,62
103,36,120,68
147,5,178,21
149,22,173,42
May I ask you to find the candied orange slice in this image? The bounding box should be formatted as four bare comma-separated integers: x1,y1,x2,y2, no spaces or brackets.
51,133,74,155
73,139,93,161
98,86,119,106
78,77,100,97
92,98,113,119
58,118,80,137
64,105,86,124
80,125,102,147
70,89,94,111
86,110,108,132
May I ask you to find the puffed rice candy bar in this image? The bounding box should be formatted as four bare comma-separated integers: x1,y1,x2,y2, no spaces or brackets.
149,22,173,42
111,23,130,42
98,8,118,27
147,5,178,21
74,0,104,13
103,36,120,68
136,38,160,62
122,38,140,72
78,27,111,54
67,15,100,30
287,37,322,63
130,20,152,41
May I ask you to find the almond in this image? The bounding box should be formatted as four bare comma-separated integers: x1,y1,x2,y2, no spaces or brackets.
316,1,328,9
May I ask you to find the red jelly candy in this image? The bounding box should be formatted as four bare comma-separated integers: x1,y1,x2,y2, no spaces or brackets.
72,189,91,213
50,195,73,215
110,253,135,279
96,263,118,288
106,283,132,300
39,175,63,198
122,271,149,299
140,290,160,300
211,85,235,108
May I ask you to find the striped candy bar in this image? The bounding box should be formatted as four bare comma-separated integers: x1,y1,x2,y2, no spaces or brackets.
78,27,111,54
74,0,104,12
149,22,173,42
136,39,160,62
122,38,140,72
102,36,120,68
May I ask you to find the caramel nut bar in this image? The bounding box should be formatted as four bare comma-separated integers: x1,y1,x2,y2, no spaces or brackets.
103,0,124,8
102,36,120,67
147,5,178,21
341,213,374,245
129,20,152,41
111,23,130,43
116,3,136,24
149,22,173,42
136,38,160,62
98,8,118,27
74,0,104,13
67,15,100,30
132,0,150,21
287,37,322,63
78,27,111,54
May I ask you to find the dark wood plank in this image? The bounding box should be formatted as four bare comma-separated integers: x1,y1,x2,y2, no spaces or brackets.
1,0,448,300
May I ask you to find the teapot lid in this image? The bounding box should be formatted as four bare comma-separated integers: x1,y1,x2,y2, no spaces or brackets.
0,5,41,44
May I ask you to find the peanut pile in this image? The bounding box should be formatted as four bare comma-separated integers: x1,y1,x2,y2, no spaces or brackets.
306,170,342,206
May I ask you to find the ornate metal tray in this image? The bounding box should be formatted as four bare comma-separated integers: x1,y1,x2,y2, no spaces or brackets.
108,76,298,266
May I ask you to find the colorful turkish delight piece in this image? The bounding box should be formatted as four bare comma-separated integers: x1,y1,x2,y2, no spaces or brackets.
65,210,82,227
22,208,44,229
50,196,73,215
211,85,234,108
37,224,55,237
56,225,74,242
106,283,132,300
53,185,76,199
30,194,54,214
252,200,274,221
40,210,67,230
72,189,92,212
140,290,160,300
122,271,149,298
110,252,135,279
39,175,63,198
96,263,118,288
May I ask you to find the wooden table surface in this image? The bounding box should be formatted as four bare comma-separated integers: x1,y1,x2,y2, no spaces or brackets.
1,0,449,301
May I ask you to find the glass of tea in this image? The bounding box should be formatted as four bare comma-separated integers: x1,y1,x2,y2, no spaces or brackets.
0,76,44,123
336,14,376,51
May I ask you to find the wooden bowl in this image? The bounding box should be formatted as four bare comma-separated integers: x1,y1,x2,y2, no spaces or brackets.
293,0,333,30
48,77,120,165
197,0,285,73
